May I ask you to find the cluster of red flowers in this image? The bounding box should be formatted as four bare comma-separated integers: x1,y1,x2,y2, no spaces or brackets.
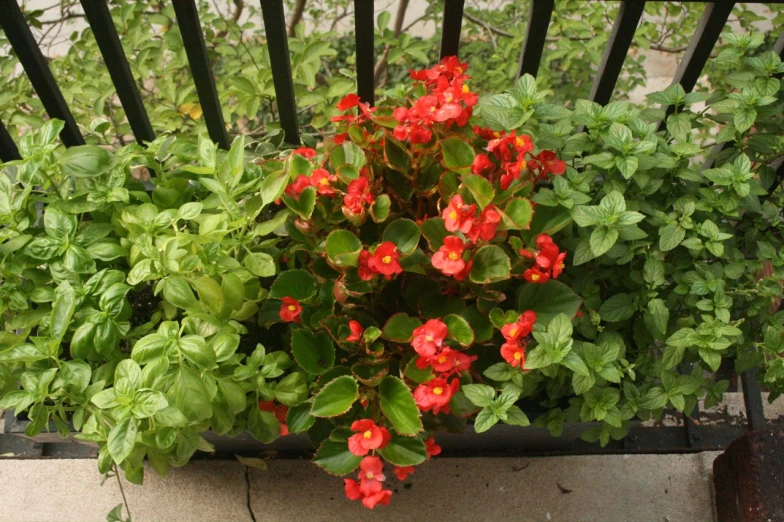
520,234,566,284
257,401,289,436
472,128,567,190
357,241,403,281
431,195,502,278
331,93,375,144
393,57,478,144
408,319,476,415
499,310,537,369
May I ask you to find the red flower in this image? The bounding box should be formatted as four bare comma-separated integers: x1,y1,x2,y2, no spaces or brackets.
284,175,312,198
362,489,393,510
442,195,476,234
430,347,477,376
279,297,302,323
310,168,337,196
501,310,537,343
425,437,442,458
291,147,316,158
346,320,364,343
453,259,473,281
343,176,375,213
411,319,448,360
467,205,501,242
357,456,385,496
367,242,402,280
524,268,550,284
501,343,526,368
529,150,566,178
431,236,467,276
344,479,363,500
471,153,494,176
394,466,415,481
413,377,459,415
348,420,391,456
336,93,361,112
357,250,375,281
258,401,289,436
520,234,567,280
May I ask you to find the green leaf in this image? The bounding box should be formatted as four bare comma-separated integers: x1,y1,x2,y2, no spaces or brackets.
291,329,335,375
378,434,427,466
441,137,475,175
420,217,450,250
247,408,281,443
504,405,530,427
107,417,137,465
59,145,113,178
282,186,317,219
174,366,212,422
462,384,495,407
244,252,276,277
462,175,494,210
473,408,498,433
381,219,421,255
370,194,391,222
269,269,317,301
274,372,308,406
659,224,685,252
499,198,533,230
178,336,215,369
260,167,291,206
662,344,685,369
286,403,316,433
310,375,359,417
598,293,635,322
382,313,422,343
469,245,511,284
589,227,619,257
326,230,363,268
163,276,197,309
443,314,474,346
518,280,583,325
379,376,423,435
193,276,224,315
50,282,76,341
615,156,638,179
313,427,362,475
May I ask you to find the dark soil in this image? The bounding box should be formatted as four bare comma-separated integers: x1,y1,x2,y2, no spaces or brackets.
127,285,159,327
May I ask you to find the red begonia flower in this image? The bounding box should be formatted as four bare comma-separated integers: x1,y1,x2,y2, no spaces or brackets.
411,319,448,359
310,168,337,196
357,455,385,496
344,479,363,500
442,195,476,234
394,466,416,481
362,489,393,510
425,437,442,458
453,259,473,281
524,268,550,284
501,342,526,369
346,320,364,343
471,153,494,176
284,175,312,198
348,420,391,456
467,205,501,242
431,236,467,276
279,297,302,323
430,347,478,376
367,242,402,279
336,93,361,112
357,250,375,281
344,176,375,213
501,310,537,344
291,147,316,158
413,377,459,415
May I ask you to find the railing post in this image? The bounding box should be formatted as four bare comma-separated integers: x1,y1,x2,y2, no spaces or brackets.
0,119,21,162
517,0,555,79
354,0,375,106
439,0,465,59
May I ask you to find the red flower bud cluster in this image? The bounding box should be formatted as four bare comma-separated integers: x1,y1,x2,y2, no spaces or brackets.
520,234,567,284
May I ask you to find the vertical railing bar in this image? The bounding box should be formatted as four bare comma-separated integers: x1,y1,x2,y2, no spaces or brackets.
741,369,766,432
588,1,646,106
259,0,300,145
0,0,84,147
516,0,555,79
353,0,375,106
702,30,784,171
172,0,230,150
659,1,734,127
0,119,21,162
439,0,465,59
80,0,155,146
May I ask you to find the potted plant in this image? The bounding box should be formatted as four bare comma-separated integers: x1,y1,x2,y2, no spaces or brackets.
1,33,782,512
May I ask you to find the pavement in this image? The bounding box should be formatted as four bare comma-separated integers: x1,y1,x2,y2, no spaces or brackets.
0,452,719,522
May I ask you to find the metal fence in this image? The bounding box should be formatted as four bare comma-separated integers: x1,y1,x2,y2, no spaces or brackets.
0,0,781,455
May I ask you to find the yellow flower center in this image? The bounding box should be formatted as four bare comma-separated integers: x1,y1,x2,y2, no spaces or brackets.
519,159,527,170
531,274,540,281
438,356,447,364
444,92,453,102
493,132,501,138
429,106,436,113
363,430,373,439
287,305,297,311
558,262,565,269
426,335,433,342
382,255,392,264
509,327,518,337
366,472,374,479
319,177,329,186
448,251,459,261
515,136,526,147
433,387,444,395
514,352,522,361
461,84,469,94
455,66,463,74
449,210,458,221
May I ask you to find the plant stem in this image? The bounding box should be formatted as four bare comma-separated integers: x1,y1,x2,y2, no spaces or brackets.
114,463,133,521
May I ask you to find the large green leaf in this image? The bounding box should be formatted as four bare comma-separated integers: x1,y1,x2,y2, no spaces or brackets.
378,433,428,466
469,245,511,284
59,145,113,178
174,366,213,422
313,427,362,475
107,417,138,465
269,269,317,301
517,280,583,325
310,375,359,417
379,376,422,435
291,329,335,375
462,175,494,210
326,230,363,268
381,219,421,255
441,137,475,175
382,313,422,343
275,372,309,406
247,408,281,443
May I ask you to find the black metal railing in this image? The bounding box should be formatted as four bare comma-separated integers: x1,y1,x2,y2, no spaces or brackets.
0,0,781,450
